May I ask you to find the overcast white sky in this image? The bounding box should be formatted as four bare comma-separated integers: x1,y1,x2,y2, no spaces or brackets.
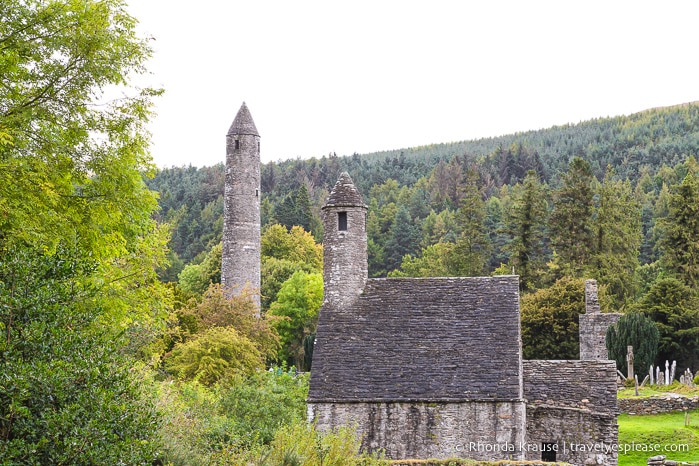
126,1,699,168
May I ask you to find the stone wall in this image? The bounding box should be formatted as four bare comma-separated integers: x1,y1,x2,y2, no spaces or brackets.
579,280,621,360
309,401,526,461
523,360,618,466
619,395,699,415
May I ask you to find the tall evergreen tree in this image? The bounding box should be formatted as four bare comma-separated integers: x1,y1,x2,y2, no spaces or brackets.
385,205,422,272
550,157,595,276
504,170,549,291
451,170,491,276
590,168,642,308
658,171,699,288
636,278,699,371
294,183,315,233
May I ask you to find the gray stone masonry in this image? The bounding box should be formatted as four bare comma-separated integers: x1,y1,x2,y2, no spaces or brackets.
320,172,368,309
523,360,618,466
619,395,699,415
579,279,621,360
221,102,261,309
309,276,523,402
308,401,526,461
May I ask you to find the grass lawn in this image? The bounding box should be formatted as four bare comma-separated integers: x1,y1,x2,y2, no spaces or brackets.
618,381,699,399
618,410,699,466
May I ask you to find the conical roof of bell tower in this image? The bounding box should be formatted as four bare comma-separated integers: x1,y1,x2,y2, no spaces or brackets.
227,102,259,136
323,172,367,209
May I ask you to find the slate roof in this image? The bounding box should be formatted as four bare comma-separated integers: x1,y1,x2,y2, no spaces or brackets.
308,275,523,402
227,102,259,136
323,172,366,209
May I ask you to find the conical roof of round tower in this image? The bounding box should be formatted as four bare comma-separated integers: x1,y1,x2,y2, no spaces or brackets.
227,102,259,136
323,172,367,209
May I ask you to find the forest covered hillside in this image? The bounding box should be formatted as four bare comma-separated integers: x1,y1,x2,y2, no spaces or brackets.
148,101,699,270
148,100,699,375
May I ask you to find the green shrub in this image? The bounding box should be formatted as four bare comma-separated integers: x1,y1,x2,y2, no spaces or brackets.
219,421,387,466
166,326,263,384
157,369,310,464
217,369,309,446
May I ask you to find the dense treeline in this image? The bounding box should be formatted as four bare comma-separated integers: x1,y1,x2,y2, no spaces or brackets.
149,103,699,377
148,102,699,278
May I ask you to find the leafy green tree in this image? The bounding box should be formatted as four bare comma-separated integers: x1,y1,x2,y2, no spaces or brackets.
658,171,699,288
194,284,280,359
167,326,263,385
0,2,167,462
636,277,699,371
590,168,642,308
606,312,659,376
261,224,323,271
452,169,490,276
384,205,422,272
521,277,587,359
261,256,317,311
178,242,222,295
0,246,161,464
550,157,595,276
0,0,161,257
504,170,549,290
389,242,456,277
268,271,323,370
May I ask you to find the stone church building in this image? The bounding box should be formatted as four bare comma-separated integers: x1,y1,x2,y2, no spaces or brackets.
307,173,619,466
221,104,619,466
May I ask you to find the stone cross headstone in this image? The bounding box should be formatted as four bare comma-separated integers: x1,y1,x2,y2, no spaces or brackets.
665,360,670,386
627,346,635,380
656,366,660,385
650,365,654,385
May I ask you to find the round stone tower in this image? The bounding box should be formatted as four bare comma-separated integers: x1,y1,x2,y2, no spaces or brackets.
221,102,261,309
321,172,368,308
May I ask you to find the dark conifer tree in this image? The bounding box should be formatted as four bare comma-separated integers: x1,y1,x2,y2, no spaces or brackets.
606,312,659,376
550,157,595,277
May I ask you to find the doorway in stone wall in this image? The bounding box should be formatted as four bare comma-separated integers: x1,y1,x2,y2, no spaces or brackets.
541,443,556,462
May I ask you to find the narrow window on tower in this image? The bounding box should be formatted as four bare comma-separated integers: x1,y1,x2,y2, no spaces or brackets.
338,212,347,231
255,189,259,197
258,141,260,153
235,139,240,150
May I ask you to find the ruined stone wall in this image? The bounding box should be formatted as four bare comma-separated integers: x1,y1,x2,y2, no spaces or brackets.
579,279,621,360
309,401,526,461
619,395,699,415
523,360,618,466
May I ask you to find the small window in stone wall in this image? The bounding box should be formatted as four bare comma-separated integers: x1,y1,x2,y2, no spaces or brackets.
235,139,240,150
338,211,347,231
258,141,260,153
541,443,556,462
